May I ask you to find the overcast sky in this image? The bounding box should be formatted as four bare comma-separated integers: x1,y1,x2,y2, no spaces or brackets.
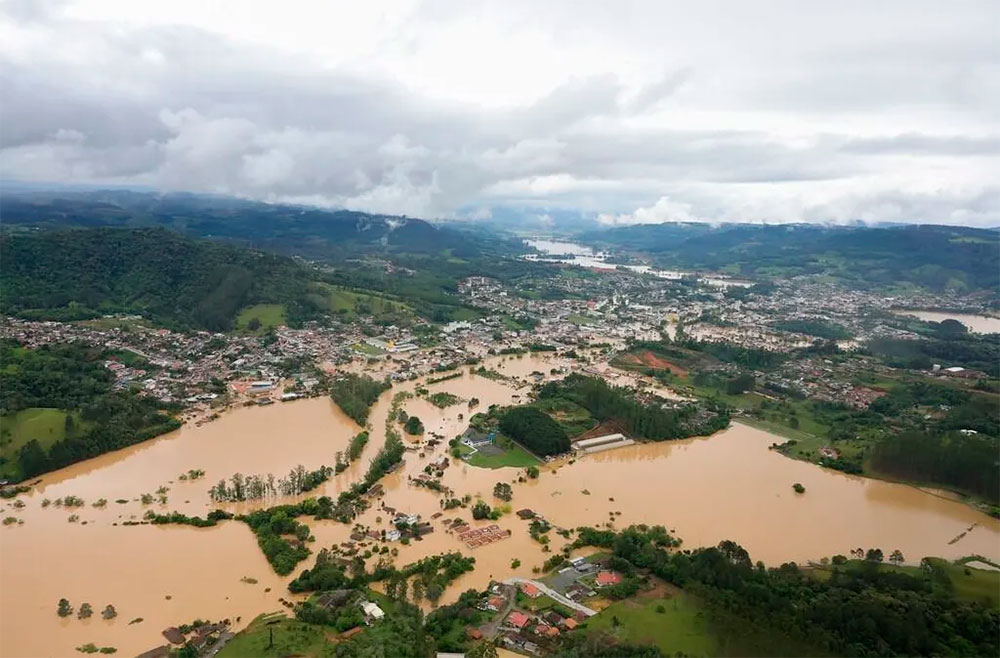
2,0,998,226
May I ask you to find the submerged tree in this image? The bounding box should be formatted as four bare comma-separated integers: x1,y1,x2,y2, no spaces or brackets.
493,482,513,501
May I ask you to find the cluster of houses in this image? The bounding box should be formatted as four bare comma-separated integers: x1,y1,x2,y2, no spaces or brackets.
139,621,232,658
497,586,582,655
455,523,509,549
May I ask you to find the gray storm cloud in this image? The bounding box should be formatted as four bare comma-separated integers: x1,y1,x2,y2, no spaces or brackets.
1,0,998,225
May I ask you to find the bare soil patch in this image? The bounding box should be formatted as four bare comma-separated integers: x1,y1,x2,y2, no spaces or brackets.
573,420,630,443
635,351,689,376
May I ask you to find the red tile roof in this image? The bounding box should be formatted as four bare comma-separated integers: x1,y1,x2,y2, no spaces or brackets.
596,571,623,586
508,611,530,628
520,583,542,598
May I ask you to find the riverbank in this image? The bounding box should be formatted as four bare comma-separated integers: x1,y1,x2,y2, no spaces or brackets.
734,414,1000,518
3,355,1000,656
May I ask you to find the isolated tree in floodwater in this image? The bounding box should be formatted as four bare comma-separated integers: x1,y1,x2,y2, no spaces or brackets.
472,501,491,520
493,482,513,501
57,599,73,617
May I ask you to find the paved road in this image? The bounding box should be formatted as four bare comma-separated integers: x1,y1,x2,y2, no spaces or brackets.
203,632,234,657
502,577,597,616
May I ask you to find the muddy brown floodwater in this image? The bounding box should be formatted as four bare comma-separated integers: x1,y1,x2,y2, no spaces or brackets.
2,355,998,657
892,309,1000,334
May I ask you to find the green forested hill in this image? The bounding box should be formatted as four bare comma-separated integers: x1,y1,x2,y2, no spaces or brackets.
0,191,547,327
0,228,324,331
581,223,1000,293
0,190,515,261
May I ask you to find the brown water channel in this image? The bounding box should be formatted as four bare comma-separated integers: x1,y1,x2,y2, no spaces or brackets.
2,355,997,656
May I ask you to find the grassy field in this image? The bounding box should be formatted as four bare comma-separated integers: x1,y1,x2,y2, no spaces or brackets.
448,307,480,321
567,313,597,326
352,342,385,356
516,590,558,612
236,304,288,332
0,408,84,479
320,285,416,323
585,590,717,656
456,441,540,469
218,613,335,658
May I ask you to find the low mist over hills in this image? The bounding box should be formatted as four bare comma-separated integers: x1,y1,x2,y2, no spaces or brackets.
0,189,513,261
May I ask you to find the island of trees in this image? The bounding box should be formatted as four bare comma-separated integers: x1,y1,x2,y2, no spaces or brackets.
329,373,390,425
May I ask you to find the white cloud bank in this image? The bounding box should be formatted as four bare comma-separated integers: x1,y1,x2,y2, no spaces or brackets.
1,0,999,226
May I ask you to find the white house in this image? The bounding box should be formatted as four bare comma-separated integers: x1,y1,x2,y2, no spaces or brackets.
361,601,384,624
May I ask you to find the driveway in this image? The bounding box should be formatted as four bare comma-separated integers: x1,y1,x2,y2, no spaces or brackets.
479,584,517,638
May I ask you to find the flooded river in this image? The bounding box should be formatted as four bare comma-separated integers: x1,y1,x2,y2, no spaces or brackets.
522,239,752,288
2,355,998,656
893,309,1000,334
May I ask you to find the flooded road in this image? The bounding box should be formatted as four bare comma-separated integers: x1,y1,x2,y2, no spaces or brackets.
3,356,999,656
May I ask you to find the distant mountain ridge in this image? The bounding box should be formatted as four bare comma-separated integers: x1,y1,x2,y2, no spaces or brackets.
580,222,1000,294
0,189,503,261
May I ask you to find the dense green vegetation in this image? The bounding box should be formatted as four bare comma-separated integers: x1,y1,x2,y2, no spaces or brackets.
426,391,461,408
336,431,370,472
870,430,999,504
0,191,543,326
241,504,319,575
329,373,390,425
498,406,570,456
538,374,730,440
326,600,430,658
423,589,489,652
0,228,325,331
531,397,598,436
679,339,787,371
583,222,1000,293
864,333,1000,377
573,525,999,657
0,341,179,481
773,319,853,340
